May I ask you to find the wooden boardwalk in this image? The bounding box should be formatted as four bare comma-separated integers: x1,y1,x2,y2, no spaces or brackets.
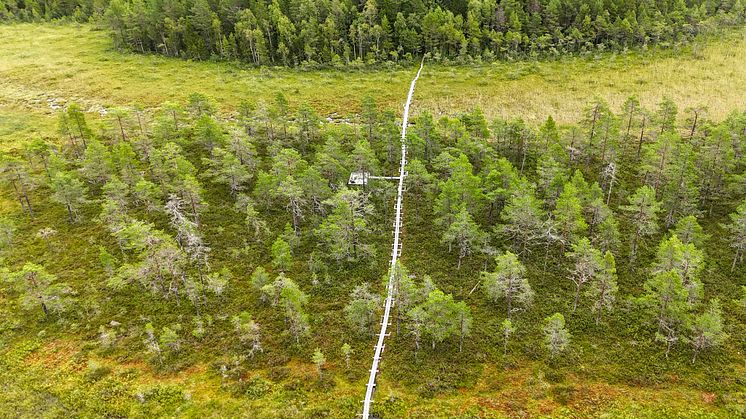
362,59,424,418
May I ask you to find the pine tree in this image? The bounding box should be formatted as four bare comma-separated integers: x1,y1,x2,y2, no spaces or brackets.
586,251,618,324
566,238,603,312
500,179,545,252
421,289,459,350
442,206,484,269
201,148,252,196
277,175,306,233
316,188,374,263
723,199,746,271
236,195,269,239
621,185,661,260
250,266,270,292
501,319,515,356
312,348,326,379
543,313,571,359
483,157,519,222
405,159,436,220
341,343,353,369
690,299,728,363
0,155,36,216
643,270,691,358
672,215,707,248
50,171,88,222
344,283,380,336
652,235,704,305
455,301,472,352
553,182,588,253
660,142,700,227
231,311,262,357
271,237,292,271
80,139,114,184
279,277,310,344
11,263,74,318
481,251,534,319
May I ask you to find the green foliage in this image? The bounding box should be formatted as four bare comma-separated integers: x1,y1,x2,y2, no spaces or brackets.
0,76,744,416
621,185,660,259
10,263,74,317
543,313,571,359
311,348,325,378
690,299,728,362
316,187,374,264
481,251,533,319
642,270,691,358
49,171,88,222
271,237,292,271
344,283,380,337
75,0,746,66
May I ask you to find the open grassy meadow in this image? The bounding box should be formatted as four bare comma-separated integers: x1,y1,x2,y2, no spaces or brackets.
1,23,746,150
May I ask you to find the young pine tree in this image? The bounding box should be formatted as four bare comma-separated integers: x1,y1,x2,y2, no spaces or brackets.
50,171,88,222
621,185,661,260
690,299,728,363
312,348,326,379
344,283,381,337
553,182,588,254
231,311,262,357
279,278,310,344
11,263,74,318
643,270,691,358
543,313,571,359
271,237,292,271
481,251,534,319
723,199,746,271
442,206,484,269
566,238,603,312
586,250,618,324
501,318,515,356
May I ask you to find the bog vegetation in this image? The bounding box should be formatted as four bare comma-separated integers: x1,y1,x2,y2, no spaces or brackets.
1,84,745,415
1,2,746,416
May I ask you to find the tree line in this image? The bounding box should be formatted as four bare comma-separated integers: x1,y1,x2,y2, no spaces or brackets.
3,0,746,65
1,91,745,374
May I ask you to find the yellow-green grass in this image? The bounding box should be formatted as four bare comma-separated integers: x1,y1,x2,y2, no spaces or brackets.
1,337,736,417
1,23,746,150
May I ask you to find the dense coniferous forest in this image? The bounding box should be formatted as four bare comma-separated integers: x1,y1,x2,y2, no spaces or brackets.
2,0,746,65
1,88,745,414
